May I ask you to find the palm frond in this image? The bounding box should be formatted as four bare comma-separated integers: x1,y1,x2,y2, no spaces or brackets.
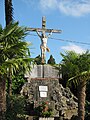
0,22,28,44
67,71,90,87
0,22,33,75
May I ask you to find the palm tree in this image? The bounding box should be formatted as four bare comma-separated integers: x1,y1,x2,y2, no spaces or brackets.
5,0,14,95
60,51,79,87
6,40,32,95
60,51,90,120
5,0,13,25
68,71,90,120
0,22,32,120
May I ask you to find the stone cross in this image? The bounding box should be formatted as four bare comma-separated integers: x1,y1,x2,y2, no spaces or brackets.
26,16,62,64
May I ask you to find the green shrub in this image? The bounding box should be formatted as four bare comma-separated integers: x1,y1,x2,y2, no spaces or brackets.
34,101,53,117
6,95,26,120
85,101,90,120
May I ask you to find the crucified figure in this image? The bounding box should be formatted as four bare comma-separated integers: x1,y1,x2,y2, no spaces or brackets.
36,30,52,64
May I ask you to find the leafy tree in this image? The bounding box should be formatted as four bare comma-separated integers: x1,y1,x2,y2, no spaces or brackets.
7,71,26,95
47,55,56,65
0,22,33,120
60,51,90,120
34,55,42,65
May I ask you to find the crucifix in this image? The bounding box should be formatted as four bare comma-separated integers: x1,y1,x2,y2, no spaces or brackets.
26,16,62,64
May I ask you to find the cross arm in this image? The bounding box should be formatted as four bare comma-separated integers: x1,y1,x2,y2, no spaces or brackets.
26,27,62,33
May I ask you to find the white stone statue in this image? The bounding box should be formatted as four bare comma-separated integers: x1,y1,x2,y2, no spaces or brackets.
36,30,52,63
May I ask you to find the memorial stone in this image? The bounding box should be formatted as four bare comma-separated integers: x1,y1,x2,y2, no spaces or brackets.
21,78,78,119
37,65,43,78
44,65,59,78
25,65,60,82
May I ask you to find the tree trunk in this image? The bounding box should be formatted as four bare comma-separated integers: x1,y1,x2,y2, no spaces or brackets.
7,67,12,96
5,0,13,95
5,0,13,26
0,77,6,120
78,80,86,120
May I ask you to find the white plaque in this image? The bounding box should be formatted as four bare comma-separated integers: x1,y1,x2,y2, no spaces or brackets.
39,86,48,91
40,91,47,97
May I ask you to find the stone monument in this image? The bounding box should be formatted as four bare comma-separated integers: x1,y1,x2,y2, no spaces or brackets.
21,76,78,119
21,17,78,120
